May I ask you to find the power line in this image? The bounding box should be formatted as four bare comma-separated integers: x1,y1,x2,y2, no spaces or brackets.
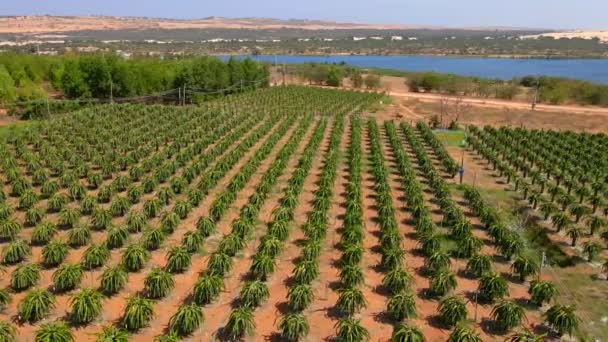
1,77,268,109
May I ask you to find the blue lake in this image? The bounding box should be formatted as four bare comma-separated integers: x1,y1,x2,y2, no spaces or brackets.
221,55,608,84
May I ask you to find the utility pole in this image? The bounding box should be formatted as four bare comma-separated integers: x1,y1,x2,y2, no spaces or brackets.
459,149,465,184
539,251,546,279
178,87,181,106
473,291,479,323
531,79,540,111
282,63,286,86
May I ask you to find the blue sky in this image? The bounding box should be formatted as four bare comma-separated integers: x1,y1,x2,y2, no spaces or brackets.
1,0,606,29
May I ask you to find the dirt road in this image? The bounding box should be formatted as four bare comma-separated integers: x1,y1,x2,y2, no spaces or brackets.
389,90,608,116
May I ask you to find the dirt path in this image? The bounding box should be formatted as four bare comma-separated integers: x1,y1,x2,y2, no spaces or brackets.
304,117,349,341
354,122,394,340
132,117,305,340
397,127,453,340
274,75,608,132
390,91,608,116
379,123,441,338
189,117,318,341
252,119,332,340
0,110,19,127
274,74,608,117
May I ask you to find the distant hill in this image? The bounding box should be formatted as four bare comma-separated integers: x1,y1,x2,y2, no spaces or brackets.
521,30,608,43
0,15,543,34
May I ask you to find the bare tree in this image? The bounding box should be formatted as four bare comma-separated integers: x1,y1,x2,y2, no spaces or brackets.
438,96,471,129
451,95,472,127
439,97,450,128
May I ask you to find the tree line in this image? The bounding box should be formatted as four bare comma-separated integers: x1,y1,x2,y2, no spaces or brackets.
287,63,382,89
284,62,608,107
0,53,269,106
406,72,608,106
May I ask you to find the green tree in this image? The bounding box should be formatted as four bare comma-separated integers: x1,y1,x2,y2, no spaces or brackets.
94,326,129,342
169,304,203,336
351,72,364,88
335,318,369,342
35,321,73,342
69,288,103,324
544,304,580,337
364,74,382,89
0,321,16,342
511,255,539,282
61,61,90,98
225,307,255,340
326,66,343,87
0,65,16,103
447,325,481,342
390,323,425,342
144,267,174,299
11,263,40,291
438,295,468,327
478,272,509,303
18,288,55,323
491,300,526,332
100,265,128,295
279,313,309,341
122,296,154,331
582,241,602,262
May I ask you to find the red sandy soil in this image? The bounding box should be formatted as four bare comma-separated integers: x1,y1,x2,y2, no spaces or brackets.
179,117,318,341
379,125,445,340
2,97,603,340
304,118,351,341
0,110,18,127
130,117,301,340
252,119,331,340
0,16,423,35
0,115,281,341
355,123,398,340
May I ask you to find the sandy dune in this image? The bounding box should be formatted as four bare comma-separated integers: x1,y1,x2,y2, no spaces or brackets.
0,15,417,34
0,15,544,34
521,30,608,43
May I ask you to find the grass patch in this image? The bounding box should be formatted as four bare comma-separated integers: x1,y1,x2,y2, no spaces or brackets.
434,130,465,146
368,95,393,112
456,183,572,266
551,265,608,340
0,120,33,139
469,183,603,339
